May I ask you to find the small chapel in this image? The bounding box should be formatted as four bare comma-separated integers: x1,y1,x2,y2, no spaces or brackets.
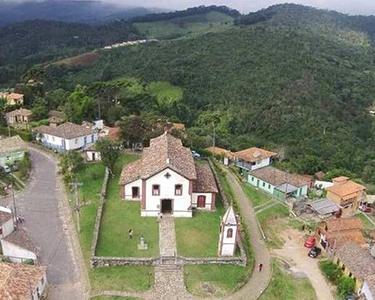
119,133,219,217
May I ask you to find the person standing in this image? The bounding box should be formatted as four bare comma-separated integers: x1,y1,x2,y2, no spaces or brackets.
258,263,263,272
129,229,133,239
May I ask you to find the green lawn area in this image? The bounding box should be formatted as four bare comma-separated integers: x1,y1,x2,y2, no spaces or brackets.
175,197,225,257
356,212,375,230
257,204,290,248
90,265,153,292
259,260,316,300
185,264,251,298
96,155,159,257
75,155,154,292
242,183,272,207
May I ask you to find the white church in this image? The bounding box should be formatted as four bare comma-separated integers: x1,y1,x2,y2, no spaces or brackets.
119,133,219,217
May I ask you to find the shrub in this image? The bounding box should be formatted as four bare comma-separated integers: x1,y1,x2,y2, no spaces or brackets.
18,152,31,180
337,277,355,299
319,260,342,284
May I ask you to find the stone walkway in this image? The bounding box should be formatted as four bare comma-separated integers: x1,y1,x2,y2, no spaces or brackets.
224,167,272,300
159,216,177,257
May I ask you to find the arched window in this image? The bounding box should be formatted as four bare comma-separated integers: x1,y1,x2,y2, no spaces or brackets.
227,228,233,238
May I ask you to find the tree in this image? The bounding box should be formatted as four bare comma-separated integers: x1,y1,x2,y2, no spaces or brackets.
31,97,48,120
59,151,83,185
337,277,355,298
118,115,149,148
63,86,93,124
95,138,122,173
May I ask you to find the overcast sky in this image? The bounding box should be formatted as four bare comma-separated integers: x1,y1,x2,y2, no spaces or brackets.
104,0,375,15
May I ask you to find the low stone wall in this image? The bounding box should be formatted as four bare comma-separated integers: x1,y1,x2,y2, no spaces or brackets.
90,167,110,267
178,255,246,267
91,256,158,267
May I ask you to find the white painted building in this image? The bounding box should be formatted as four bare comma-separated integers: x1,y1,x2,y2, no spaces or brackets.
34,122,98,152
233,147,277,171
361,279,375,300
0,262,47,299
218,206,238,256
0,207,14,239
1,228,38,263
119,133,218,217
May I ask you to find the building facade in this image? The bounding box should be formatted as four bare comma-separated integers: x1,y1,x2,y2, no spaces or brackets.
34,122,98,152
218,206,238,256
0,135,27,167
233,147,277,172
6,109,32,129
119,133,218,217
0,92,24,106
0,207,14,239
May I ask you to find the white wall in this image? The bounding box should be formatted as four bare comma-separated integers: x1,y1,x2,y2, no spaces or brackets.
86,150,101,162
66,133,97,150
0,218,14,239
219,224,237,256
32,273,48,300
252,157,271,171
124,179,142,200
361,281,374,300
191,193,213,210
0,240,37,263
248,176,274,194
142,168,191,217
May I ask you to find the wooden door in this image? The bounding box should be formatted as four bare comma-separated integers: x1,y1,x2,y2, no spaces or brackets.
197,195,206,208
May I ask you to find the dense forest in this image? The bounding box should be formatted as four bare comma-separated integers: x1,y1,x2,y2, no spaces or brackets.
3,4,375,185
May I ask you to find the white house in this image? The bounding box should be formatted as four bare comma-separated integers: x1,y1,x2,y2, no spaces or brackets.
1,228,38,263
218,206,238,256
0,262,47,299
248,166,309,201
233,147,277,172
361,277,375,300
34,122,98,152
0,207,14,239
119,133,218,217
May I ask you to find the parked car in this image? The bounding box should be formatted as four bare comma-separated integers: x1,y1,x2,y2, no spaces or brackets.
191,150,201,158
0,165,11,174
344,294,355,300
304,236,316,248
308,246,321,258
360,205,373,213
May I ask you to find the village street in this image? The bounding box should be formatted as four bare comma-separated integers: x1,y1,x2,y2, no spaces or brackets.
0,147,89,300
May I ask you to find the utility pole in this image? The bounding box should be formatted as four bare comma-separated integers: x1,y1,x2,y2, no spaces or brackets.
70,181,83,233
11,181,17,228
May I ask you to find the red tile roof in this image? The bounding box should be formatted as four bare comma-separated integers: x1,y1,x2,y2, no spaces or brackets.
34,122,95,139
193,165,218,193
233,147,277,162
3,228,37,253
119,133,196,185
0,262,46,300
326,180,366,198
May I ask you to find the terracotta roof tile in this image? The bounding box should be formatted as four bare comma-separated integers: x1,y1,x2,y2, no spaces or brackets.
233,147,277,162
193,165,218,193
326,180,366,198
0,262,46,300
119,133,196,185
0,135,27,155
336,243,375,279
249,166,309,188
205,147,234,158
6,109,32,117
119,160,142,185
1,93,23,100
3,228,38,253
34,122,95,139
325,217,363,232
108,127,120,139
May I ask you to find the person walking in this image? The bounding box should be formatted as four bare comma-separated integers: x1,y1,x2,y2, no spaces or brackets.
258,263,263,272
129,229,133,239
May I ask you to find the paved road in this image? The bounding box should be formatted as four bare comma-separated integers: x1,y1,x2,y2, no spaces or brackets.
223,167,272,300
1,147,89,300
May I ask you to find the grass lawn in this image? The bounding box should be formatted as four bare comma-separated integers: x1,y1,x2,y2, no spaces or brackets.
75,155,154,292
242,183,272,207
259,260,316,300
185,264,251,298
175,197,225,257
356,212,375,230
96,155,159,257
257,204,290,248
90,265,153,292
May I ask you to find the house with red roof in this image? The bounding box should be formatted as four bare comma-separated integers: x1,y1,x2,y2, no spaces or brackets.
119,133,218,217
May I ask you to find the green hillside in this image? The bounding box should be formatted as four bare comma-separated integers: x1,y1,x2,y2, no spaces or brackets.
9,4,375,183
134,11,235,39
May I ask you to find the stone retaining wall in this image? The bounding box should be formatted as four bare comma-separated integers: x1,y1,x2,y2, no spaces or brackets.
91,256,158,267
90,167,110,267
177,255,246,267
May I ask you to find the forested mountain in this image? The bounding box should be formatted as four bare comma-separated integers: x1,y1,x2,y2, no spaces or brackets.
0,1,162,27
5,4,375,183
